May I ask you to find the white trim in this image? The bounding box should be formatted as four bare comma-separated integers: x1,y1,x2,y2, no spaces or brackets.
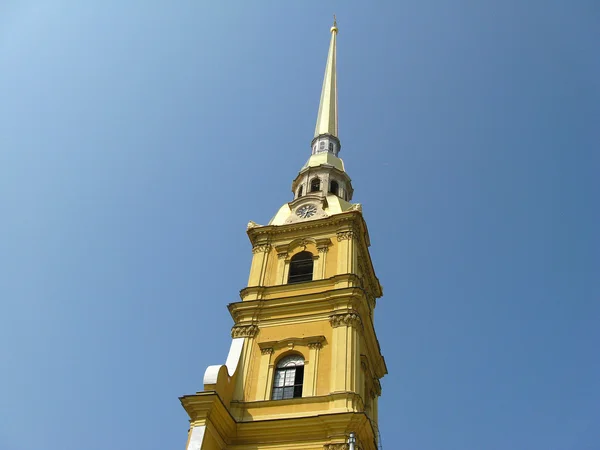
186,426,206,450
203,338,245,385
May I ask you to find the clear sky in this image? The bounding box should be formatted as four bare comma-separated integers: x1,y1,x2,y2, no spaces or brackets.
1,1,598,449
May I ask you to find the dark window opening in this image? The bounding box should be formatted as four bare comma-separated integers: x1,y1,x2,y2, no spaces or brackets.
272,355,304,400
288,251,313,284
297,186,303,198
329,180,339,196
328,142,334,152
310,178,321,192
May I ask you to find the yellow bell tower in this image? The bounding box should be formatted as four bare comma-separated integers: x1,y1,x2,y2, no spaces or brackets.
181,18,387,450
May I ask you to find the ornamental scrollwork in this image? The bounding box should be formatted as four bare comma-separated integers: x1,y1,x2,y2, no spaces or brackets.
260,347,274,355
329,312,362,329
231,324,259,338
336,231,355,241
252,243,271,254
308,341,323,350
277,251,288,260
324,444,348,450
373,377,382,396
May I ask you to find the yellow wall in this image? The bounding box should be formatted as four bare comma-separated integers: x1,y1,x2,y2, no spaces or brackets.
183,213,385,450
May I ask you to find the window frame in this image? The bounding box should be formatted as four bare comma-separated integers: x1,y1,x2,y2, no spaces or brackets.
271,354,305,400
287,251,314,284
329,180,339,196
310,178,321,192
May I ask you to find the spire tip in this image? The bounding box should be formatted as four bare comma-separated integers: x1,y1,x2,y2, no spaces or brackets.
331,14,338,33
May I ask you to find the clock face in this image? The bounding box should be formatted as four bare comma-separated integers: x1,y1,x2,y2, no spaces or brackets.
296,204,318,219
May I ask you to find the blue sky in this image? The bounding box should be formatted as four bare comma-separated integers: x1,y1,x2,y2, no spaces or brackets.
1,1,598,449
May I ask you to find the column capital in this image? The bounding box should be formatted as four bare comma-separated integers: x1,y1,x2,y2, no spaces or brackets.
308,341,323,350
252,243,271,254
231,324,259,338
336,230,355,241
324,444,348,450
329,311,362,329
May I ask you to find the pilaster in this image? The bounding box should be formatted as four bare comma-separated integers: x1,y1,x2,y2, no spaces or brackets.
231,324,259,401
336,230,356,275
248,243,271,286
315,238,331,279
305,341,323,396
329,311,363,393
255,347,274,401
275,245,288,285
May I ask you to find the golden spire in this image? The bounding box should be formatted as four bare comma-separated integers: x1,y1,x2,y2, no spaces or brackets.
314,16,338,138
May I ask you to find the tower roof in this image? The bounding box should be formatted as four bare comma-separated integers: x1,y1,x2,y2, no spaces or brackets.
314,17,338,138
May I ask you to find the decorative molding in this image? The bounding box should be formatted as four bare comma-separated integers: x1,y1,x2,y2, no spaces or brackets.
260,347,274,355
373,377,382,396
329,312,363,329
336,230,355,241
252,244,271,254
277,252,288,260
315,237,332,253
248,212,358,239
231,324,259,338
246,220,260,230
308,341,323,350
259,335,325,353
348,203,362,213
324,444,348,450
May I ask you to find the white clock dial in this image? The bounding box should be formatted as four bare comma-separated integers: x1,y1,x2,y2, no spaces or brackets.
296,204,318,219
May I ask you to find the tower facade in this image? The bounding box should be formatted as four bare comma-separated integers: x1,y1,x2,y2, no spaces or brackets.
181,20,387,450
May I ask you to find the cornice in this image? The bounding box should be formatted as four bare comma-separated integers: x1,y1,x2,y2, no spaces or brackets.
233,284,371,325
247,211,361,242
239,273,363,301
233,410,377,450
180,393,377,450
231,391,364,415
179,392,236,438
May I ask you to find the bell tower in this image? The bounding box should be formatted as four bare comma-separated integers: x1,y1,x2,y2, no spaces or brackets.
181,18,387,450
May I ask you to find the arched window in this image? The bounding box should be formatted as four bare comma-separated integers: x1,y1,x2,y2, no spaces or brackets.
328,142,334,152
319,141,325,151
329,180,339,196
297,185,303,198
288,251,313,284
310,178,321,192
272,354,304,400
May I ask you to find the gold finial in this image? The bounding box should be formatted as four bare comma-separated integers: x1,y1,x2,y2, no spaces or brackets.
316,16,339,138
